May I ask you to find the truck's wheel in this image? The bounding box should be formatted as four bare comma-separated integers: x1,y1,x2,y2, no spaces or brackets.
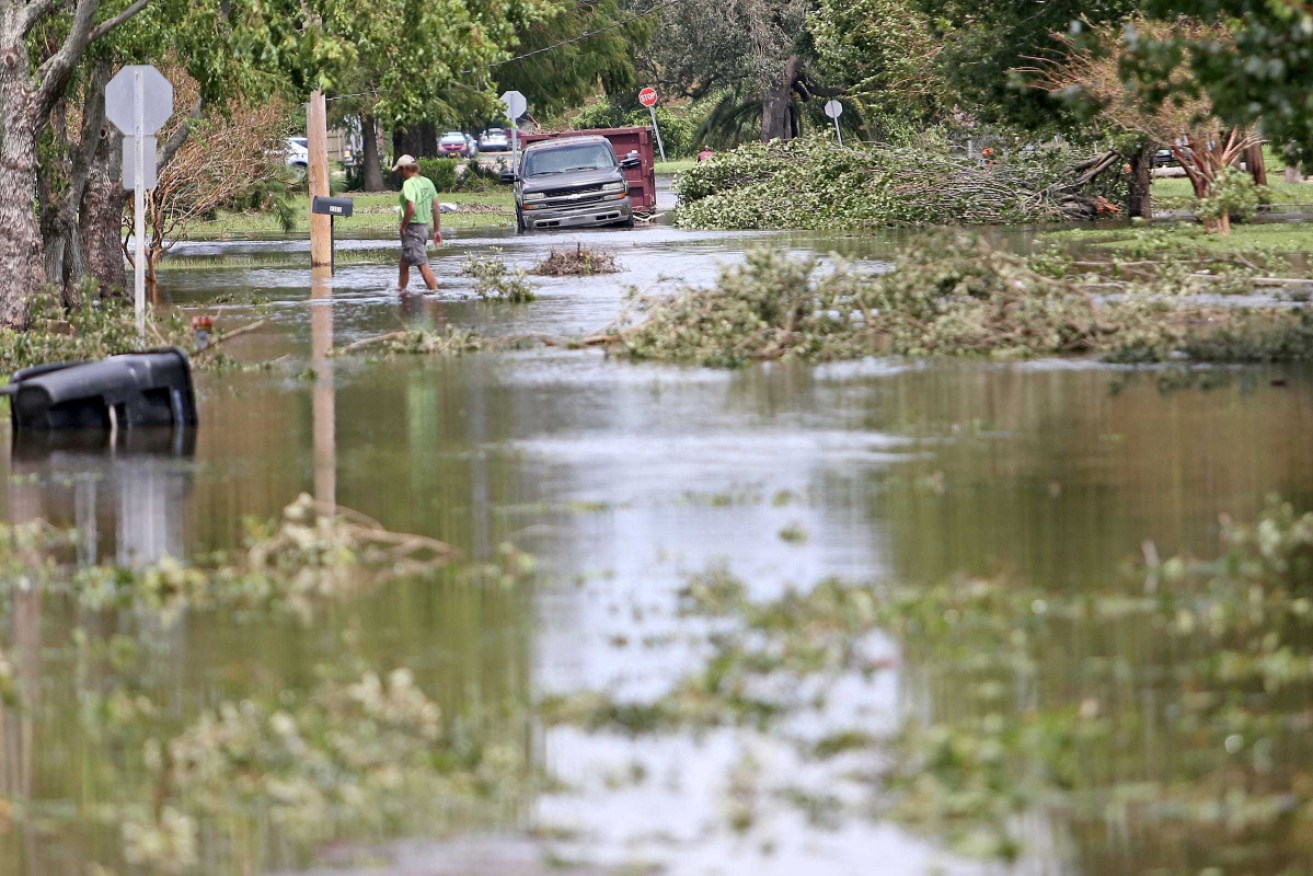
516,209,527,234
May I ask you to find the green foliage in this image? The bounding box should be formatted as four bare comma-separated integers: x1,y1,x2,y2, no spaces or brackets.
0,299,144,376
416,158,459,192
913,0,1136,132
1130,0,1313,168
495,0,649,118
122,661,528,870
1195,167,1268,224
673,137,1110,230
809,0,950,137
611,234,1313,367
573,100,699,156
542,496,1313,863
460,250,535,302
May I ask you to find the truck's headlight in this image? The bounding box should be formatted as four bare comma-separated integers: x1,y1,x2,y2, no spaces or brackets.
602,182,626,193
523,192,545,202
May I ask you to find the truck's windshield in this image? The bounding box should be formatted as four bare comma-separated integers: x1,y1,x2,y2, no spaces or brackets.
524,143,615,177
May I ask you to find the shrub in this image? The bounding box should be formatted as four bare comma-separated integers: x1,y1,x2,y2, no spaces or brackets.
414,158,459,192
1195,167,1268,226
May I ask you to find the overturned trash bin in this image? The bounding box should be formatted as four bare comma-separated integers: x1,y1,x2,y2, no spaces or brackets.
0,348,198,431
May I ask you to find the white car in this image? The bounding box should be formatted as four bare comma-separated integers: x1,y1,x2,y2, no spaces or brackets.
284,136,309,171
479,128,510,152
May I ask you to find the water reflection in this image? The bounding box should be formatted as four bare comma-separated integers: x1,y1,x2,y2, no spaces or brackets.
9,427,197,564
311,267,336,506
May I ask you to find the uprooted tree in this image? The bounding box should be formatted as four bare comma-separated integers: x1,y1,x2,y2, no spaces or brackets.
1027,18,1261,234
135,73,292,286
673,137,1127,230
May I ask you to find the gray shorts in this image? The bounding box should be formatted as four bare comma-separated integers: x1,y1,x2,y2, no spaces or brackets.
400,224,429,266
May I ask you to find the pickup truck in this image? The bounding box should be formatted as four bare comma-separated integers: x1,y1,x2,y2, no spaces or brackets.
504,135,641,232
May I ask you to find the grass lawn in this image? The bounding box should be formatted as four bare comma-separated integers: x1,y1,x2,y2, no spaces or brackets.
1152,176,1313,211
188,189,515,239
1045,220,1313,255
654,159,698,175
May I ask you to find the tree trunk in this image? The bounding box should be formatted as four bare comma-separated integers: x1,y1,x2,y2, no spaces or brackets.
82,127,129,300
361,113,385,192
1244,143,1267,186
395,122,437,158
40,61,112,309
0,63,48,329
760,57,802,142
1126,143,1153,220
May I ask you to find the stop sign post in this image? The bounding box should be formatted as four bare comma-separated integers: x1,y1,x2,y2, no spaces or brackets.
107,65,173,338
501,90,527,176
638,87,666,162
824,99,844,146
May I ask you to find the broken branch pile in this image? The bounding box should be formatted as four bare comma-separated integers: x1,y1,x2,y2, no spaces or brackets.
674,138,1127,230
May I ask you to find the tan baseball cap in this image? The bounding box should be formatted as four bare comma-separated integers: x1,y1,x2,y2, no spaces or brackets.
391,154,417,171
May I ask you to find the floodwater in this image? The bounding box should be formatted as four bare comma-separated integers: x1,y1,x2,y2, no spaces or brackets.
3,217,1313,876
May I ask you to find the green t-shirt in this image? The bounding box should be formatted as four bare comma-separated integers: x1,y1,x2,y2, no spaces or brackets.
400,175,438,226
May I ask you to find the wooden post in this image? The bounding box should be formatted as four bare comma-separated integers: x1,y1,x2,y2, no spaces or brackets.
308,91,332,268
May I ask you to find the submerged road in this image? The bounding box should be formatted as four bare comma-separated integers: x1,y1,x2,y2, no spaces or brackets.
5,219,1313,876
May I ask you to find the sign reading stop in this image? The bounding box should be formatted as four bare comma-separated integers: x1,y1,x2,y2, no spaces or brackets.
106,65,173,137
106,63,174,339
638,87,658,108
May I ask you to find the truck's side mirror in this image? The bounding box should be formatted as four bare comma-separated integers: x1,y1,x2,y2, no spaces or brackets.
500,171,518,183
620,150,641,169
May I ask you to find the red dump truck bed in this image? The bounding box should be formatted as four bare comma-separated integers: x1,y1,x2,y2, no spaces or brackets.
519,127,658,213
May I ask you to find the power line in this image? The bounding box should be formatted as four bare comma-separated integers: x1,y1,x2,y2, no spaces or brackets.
476,0,686,72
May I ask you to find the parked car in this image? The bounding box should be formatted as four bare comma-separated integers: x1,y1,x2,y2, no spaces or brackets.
284,136,309,171
479,128,510,152
438,131,470,157
1152,148,1179,167
504,135,640,232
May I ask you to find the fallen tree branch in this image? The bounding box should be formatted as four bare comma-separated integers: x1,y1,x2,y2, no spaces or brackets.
194,319,268,355
338,330,409,354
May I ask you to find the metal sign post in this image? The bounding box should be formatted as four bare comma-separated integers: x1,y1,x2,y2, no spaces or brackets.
106,65,172,339
501,90,527,177
639,88,666,162
824,100,844,147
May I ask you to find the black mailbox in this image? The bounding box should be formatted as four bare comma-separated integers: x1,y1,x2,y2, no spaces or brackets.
0,348,198,432
311,196,354,217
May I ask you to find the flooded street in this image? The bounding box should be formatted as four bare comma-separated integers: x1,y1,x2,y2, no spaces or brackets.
4,219,1313,875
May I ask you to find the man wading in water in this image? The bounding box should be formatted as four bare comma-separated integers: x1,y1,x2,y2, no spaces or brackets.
394,154,442,291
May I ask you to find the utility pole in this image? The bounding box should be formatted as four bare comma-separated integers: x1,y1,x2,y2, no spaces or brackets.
308,92,332,269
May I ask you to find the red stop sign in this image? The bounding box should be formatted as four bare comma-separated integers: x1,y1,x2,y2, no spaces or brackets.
638,87,658,107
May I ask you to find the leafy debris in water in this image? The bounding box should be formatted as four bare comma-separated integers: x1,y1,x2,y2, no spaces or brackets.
461,249,536,302
607,235,1313,367
541,498,1313,867
530,244,621,277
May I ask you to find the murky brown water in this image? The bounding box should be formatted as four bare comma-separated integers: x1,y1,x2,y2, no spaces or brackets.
3,222,1312,875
